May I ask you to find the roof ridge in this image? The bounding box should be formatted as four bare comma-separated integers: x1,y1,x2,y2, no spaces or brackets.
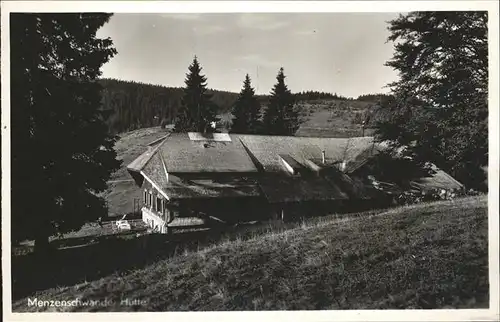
146,133,171,147
425,163,464,189
238,138,265,172
170,132,375,141
137,132,171,171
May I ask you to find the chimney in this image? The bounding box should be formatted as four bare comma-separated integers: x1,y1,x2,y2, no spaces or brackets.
322,150,326,164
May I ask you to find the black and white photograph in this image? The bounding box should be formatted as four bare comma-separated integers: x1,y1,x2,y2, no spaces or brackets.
1,1,499,320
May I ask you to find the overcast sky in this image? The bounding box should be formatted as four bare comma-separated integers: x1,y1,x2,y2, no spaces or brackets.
97,13,401,98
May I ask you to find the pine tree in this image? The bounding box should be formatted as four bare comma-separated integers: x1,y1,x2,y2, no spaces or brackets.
230,74,262,134
174,56,219,133
10,13,121,253
375,12,488,190
262,68,300,135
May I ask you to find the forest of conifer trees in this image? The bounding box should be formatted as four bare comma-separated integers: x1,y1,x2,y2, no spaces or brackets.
99,78,243,133
98,78,359,134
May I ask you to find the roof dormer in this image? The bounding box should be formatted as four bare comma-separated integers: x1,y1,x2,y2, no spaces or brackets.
279,154,304,176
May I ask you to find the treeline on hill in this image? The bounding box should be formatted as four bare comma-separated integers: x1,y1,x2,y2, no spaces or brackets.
99,80,360,134
357,93,393,102
99,78,358,133
99,78,241,133
293,90,352,101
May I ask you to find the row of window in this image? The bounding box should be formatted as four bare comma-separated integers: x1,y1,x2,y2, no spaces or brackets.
143,189,165,214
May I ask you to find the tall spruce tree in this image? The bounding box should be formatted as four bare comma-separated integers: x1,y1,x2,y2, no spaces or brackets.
375,12,488,190
230,74,262,134
174,56,219,133
10,13,121,253
262,68,299,135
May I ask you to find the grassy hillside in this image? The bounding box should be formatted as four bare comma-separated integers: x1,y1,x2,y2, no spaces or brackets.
13,196,488,311
295,99,377,137
220,98,381,137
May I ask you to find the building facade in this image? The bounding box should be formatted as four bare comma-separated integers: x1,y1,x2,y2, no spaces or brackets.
127,132,463,233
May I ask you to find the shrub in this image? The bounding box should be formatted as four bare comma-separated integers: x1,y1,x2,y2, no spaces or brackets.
395,188,466,206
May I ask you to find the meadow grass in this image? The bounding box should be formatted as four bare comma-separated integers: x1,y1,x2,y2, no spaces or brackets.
12,196,488,311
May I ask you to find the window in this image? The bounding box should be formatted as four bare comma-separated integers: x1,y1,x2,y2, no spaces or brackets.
157,197,163,213
149,191,153,208
143,190,148,205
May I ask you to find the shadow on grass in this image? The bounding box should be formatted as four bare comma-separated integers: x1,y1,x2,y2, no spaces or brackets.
11,204,390,301
11,217,308,300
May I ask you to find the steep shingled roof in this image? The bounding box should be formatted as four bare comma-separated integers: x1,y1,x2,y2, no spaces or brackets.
161,177,261,200
344,145,464,192
127,132,464,202
410,164,464,191
236,135,376,173
156,133,259,173
126,145,159,173
130,133,376,175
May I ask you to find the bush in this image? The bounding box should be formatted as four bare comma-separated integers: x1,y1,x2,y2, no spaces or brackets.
465,188,481,196
395,188,465,206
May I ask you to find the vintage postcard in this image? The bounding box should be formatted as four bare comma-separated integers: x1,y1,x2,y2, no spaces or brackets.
1,1,499,321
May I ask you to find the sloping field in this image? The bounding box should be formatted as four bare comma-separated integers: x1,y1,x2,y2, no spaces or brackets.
218,98,378,138
296,99,375,137
13,196,488,311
